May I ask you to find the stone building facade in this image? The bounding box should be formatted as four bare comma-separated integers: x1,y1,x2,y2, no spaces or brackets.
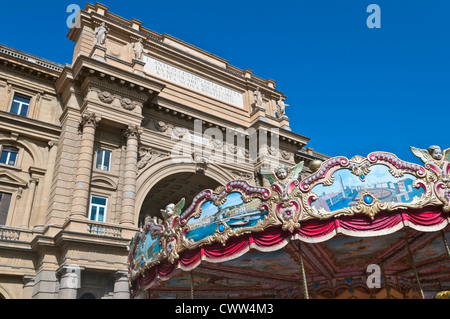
0,3,327,299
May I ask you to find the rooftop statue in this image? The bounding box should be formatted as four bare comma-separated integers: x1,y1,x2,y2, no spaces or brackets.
253,87,264,108
94,22,109,46
276,97,289,119
133,38,144,61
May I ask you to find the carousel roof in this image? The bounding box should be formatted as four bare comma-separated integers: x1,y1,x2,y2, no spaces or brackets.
128,146,450,299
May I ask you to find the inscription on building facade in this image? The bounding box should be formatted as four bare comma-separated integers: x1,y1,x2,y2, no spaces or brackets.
143,56,244,108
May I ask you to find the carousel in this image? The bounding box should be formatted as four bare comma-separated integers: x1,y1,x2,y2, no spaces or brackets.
128,145,450,299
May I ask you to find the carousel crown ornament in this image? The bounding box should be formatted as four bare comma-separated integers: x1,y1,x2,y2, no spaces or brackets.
161,198,185,221
128,145,450,299
410,145,450,164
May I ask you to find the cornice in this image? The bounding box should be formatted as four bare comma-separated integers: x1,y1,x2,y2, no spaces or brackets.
0,56,60,86
74,9,283,97
147,97,309,149
71,55,166,95
0,110,61,141
0,44,63,74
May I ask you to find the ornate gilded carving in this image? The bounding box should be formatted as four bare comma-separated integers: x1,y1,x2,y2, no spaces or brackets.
129,145,450,285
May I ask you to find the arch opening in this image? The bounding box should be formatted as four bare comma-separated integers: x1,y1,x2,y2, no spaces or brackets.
138,172,221,225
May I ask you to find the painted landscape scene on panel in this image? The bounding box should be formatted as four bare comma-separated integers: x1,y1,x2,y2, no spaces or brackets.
311,165,424,212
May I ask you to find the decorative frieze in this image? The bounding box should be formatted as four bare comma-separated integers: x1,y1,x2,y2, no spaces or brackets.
231,170,253,182
173,127,188,139
97,91,115,104
192,151,210,174
120,97,137,111
137,147,169,170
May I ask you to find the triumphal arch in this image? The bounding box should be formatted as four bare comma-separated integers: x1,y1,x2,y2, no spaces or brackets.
0,3,326,298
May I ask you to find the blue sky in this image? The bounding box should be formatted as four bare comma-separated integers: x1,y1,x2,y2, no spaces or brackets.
1,0,449,163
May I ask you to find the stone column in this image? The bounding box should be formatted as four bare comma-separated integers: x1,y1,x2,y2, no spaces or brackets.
32,269,59,299
120,125,142,226
70,112,102,219
22,275,35,299
57,265,84,299
113,270,130,299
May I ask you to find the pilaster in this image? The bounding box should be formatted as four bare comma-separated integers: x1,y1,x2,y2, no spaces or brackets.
70,111,102,219
120,125,142,226
113,270,130,299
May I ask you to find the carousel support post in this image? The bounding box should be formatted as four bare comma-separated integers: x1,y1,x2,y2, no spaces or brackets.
440,230,450,263
190,271,195,300
330,280,336,299
380,261,391,299
297,283,303,299
297,241,309,299
312,275,317,299
405,239,425,299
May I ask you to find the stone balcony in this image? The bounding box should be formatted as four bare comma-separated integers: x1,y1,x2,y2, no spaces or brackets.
0,218,137,246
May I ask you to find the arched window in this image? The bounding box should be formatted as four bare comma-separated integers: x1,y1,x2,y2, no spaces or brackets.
80,293,96,299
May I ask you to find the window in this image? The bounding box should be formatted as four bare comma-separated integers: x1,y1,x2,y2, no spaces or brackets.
0,147,19,166
10,94,30,117
96,149,111,171
89,195,107,222
0,192,12,225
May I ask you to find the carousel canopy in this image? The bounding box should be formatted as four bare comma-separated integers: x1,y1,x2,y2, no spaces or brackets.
128,146,450,299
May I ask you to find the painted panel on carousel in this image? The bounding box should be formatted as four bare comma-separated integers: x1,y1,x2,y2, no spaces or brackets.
185,192,266,243
300,151,436,220
310,164,425,213
132,228,163,271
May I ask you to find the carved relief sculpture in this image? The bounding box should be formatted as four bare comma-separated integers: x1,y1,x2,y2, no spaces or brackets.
137,147,168,170
98,91,115,104
120,98,136,111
